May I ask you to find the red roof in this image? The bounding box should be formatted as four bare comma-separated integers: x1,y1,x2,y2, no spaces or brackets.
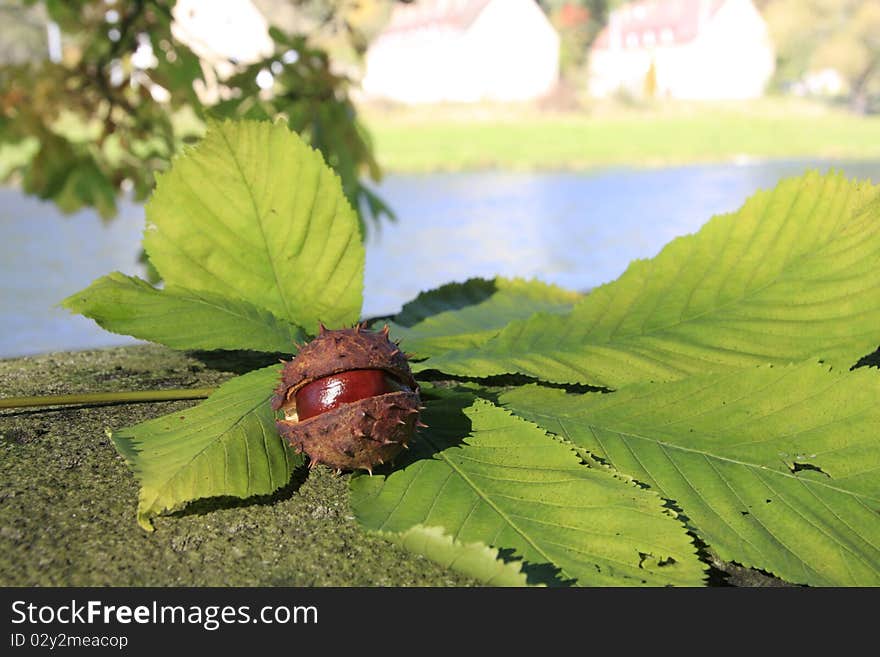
381,0,493,35
592,0,725,50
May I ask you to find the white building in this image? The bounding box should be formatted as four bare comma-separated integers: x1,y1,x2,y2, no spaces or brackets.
588,0,775,100
361,0,560,104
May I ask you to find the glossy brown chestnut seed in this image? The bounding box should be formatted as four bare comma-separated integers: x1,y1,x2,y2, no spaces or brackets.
273,324,422,473
294,369,405,421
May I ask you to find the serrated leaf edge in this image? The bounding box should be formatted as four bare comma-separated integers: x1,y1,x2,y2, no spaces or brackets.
376,524,539,587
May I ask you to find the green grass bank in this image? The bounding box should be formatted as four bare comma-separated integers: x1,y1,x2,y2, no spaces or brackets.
361,99,880,173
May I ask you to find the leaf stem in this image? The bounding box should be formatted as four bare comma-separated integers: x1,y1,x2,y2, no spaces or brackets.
0,388,216,410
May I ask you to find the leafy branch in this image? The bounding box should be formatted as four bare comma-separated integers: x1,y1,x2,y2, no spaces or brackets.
1,0,392,233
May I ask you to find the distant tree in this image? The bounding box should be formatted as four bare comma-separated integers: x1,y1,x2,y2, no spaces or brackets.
537,0,623,81
251,0,396,74
763,0,880,113
0,0,397,234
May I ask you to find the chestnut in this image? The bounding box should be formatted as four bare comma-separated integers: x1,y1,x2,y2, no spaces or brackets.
272,324,423,473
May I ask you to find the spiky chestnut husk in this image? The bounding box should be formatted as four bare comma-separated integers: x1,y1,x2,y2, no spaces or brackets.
272,324,422,473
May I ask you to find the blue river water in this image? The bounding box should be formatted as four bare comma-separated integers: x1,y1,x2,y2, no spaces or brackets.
1,159,878,358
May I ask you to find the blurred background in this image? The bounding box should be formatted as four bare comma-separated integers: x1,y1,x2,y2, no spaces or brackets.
1,0,879,358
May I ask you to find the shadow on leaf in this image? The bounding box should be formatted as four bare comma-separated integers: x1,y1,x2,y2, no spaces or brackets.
852,345,880,370
416,370,610,396
391,278,500,327
495,548,576,588
187,349,292,375
362,385,478,475
167,463,309,520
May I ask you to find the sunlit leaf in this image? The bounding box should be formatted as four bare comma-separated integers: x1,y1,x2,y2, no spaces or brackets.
419,172,880,387
144,119,364,332
388,277,581,357
112,365,300,531
62,272,305,354
351,389,705,586
501,362,880,586
378,525,535,587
